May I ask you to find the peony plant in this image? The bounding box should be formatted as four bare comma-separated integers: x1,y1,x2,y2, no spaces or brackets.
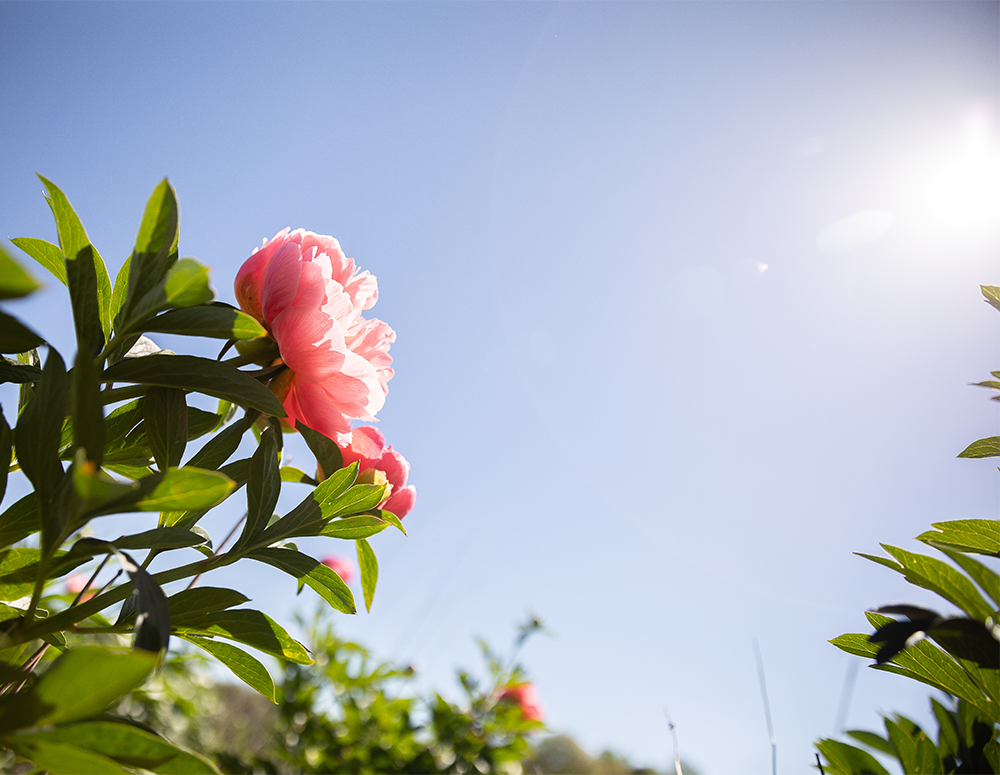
0,177,414,774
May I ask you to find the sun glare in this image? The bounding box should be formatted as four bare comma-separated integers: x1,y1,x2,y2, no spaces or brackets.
903,108,1000,248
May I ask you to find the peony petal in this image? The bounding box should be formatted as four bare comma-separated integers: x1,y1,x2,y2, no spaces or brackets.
291,258,330,310
326,350,386,419
261,241,304,323
379,446,409,489
346,318,395,393
344,270,379,316
271,306,347,381
383,485,415,519
344,426,387,466
285,379,353,437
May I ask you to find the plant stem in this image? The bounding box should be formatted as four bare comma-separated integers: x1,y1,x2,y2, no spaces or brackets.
185,511,248,590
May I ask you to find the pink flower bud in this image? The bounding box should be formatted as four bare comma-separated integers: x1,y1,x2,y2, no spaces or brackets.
338,426,416,519
321,556,355,584
498,683,544,723
235,229,395,439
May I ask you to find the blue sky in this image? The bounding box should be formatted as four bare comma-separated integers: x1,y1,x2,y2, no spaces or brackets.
1,2,998,772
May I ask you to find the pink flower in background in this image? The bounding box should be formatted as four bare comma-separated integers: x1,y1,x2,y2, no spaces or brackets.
337,426,416,519
235,229,395,439
498,683,544,722
65,574,95,601
321,556,355,584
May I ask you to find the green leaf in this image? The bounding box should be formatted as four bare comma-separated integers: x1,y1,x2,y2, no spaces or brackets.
143,304,267,340
8,720,220,774
930,698,961,761
863,613,1000,722
120,180,179,329
102,353,286,417
0,355,42,384
114,550,171,652
237,427,280,550
179,634,277,703
174,609,312,664
135,467,235,512
378,508,407,535
0,547,43,602
0,493,39,550
319,483,387,520
855,551,903,572
162,258,214,307
297,420,343,480
882,544,994,620
16,349,39,413
917,520,1000,558
815,739,891,775
314,460,358,505
845,730,894,757
884,717,944,775
159,458,249,530
185,419,246,470
39,176,111,352
936,549,1000,608
958,436,1000,459
249,547,356,615
110,255,130,331
143,387,188,470
318,514,391,540
982,285,1000,313
0,244,40,300
10,236,67,286
111,527,210,553
0,309,45,353
0,410,10,505
357,538,378,613
71,348,105,466
280,466,315,484
0,646,157,730
14,348,67,551
2,736,132,775
165,586,250,626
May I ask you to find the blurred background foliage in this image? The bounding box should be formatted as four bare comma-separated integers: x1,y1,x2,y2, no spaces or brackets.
113,609,690,775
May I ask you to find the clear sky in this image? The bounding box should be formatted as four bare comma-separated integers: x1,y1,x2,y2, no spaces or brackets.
1,2,998,772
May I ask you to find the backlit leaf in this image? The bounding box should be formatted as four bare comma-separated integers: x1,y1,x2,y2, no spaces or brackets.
357,538,378,613
249,547,356,615
143,305,266,340
0,245,40,300
10,236,67,286
179,634,276,703
102,353,286,416
174,609,312,664
135,467,234,512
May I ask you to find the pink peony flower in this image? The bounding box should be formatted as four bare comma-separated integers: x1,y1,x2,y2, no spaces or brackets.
337,426,416,519
321,556,355,584
498,683,544,722
235,229,395,439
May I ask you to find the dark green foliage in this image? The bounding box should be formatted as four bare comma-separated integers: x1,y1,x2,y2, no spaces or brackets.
817,284,1000,774
0,179,408,774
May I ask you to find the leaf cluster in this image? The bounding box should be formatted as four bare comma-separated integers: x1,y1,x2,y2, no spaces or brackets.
0,178,405,773
817,286,1000,774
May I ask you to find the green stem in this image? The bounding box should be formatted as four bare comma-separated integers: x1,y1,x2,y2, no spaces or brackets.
20,551,241,645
